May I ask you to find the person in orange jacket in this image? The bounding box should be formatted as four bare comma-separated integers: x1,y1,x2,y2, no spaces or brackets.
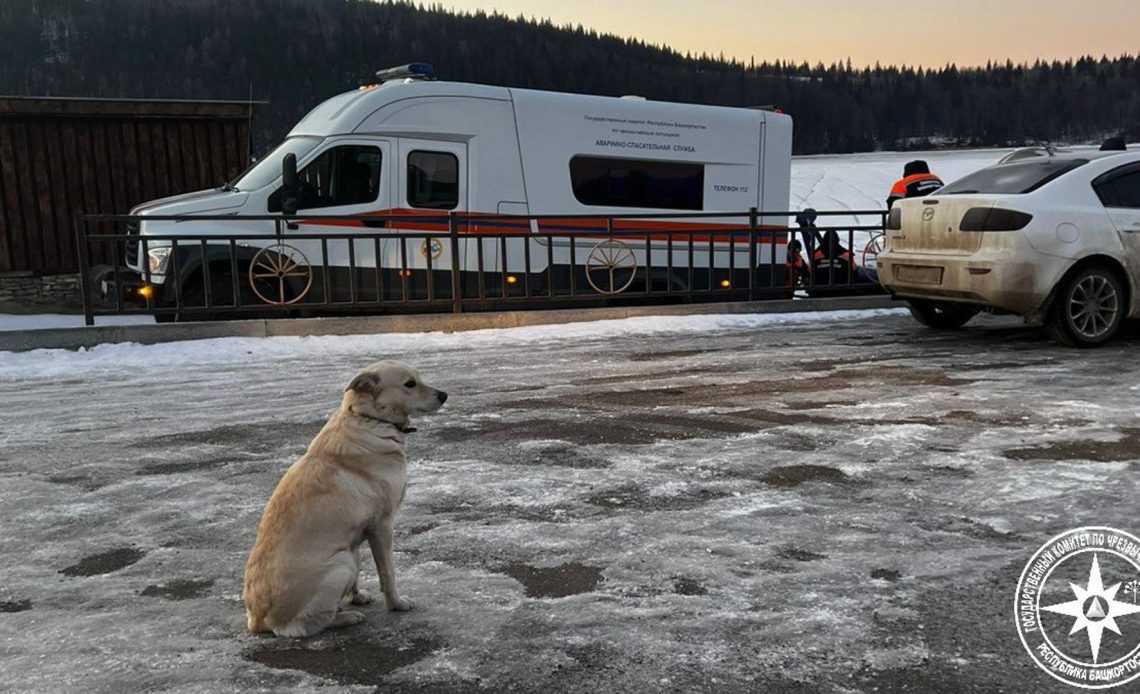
813,230,852,276
784,238,808,289
887,160,944,209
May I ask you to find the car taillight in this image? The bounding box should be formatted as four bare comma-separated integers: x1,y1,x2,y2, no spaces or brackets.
959,207,1033,231
886,207,902,230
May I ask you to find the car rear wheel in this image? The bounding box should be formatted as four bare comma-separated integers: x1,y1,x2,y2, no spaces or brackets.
1047,265,1125,347
906,299,979,330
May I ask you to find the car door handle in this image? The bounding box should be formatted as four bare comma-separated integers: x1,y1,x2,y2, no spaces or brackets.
362,218,387,229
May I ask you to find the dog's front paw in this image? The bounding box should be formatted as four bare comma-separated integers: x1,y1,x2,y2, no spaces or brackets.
330,610,366,629
386,595,415,612
351,589,374,605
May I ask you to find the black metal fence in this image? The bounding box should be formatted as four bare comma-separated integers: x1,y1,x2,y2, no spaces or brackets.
75,208,887,324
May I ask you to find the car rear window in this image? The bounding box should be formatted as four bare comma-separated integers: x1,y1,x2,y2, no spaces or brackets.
936,158,1089,196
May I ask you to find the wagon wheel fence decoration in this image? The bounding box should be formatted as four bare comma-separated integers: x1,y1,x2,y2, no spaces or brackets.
585,239,637,294
861,233,885,272
248,243,314,305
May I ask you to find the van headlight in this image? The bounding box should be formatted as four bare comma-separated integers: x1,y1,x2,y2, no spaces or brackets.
148,247,172,274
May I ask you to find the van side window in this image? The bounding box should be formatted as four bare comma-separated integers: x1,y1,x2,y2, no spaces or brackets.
268,145,381,212
407,151,459,209
570,156,704,210
1094,167,1140,209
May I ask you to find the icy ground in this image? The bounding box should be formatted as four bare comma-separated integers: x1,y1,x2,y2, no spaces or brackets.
3,310,1140,693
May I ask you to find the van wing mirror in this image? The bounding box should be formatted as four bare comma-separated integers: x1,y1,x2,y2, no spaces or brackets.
281,153,300,216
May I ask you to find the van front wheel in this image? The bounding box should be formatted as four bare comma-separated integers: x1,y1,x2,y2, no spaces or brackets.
1047,265,1125,347
175,266,265,321
906,299,978,330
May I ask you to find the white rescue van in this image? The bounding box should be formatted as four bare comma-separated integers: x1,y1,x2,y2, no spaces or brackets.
122,64,793,307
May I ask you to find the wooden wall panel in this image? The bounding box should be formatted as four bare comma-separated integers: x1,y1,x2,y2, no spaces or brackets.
0,97,258,273
0,122,20,273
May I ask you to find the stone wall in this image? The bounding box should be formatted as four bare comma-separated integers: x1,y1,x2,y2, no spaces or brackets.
0,273,83,309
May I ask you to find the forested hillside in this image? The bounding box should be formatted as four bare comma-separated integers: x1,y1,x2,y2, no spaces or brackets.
2,0,1138,155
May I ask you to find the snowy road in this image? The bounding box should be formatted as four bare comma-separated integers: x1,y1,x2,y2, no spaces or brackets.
3,310,1140,693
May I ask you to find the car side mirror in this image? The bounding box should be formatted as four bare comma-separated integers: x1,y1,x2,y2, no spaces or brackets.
281,153,300,216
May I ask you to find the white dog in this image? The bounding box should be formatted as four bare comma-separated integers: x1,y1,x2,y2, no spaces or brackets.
243,360,447,637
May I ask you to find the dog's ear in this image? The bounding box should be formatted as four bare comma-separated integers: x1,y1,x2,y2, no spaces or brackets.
345,372,382,395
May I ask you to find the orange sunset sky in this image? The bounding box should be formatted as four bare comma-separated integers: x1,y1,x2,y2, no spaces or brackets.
432,0,1140,68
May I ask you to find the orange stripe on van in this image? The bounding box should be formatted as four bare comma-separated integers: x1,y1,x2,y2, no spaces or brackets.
296,209,789,244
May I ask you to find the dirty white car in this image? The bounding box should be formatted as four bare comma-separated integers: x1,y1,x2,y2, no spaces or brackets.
878,146,1140,346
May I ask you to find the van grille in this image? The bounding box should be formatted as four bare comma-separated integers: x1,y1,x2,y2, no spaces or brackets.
124,223,140,267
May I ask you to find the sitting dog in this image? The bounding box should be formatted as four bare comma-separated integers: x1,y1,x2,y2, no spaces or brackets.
243,360,447,637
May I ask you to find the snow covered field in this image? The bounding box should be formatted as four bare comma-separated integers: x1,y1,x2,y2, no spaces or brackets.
3,309,1140,692
791,148,1012,225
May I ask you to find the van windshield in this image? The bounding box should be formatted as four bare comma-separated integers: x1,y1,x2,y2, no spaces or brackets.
229,136,322,191
936,158,1088,196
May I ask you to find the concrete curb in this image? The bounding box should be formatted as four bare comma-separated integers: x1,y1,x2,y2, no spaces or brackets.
0,296,900,352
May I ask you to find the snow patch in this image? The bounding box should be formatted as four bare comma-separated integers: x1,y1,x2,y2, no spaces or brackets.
0,309,906,376
0,313,154,332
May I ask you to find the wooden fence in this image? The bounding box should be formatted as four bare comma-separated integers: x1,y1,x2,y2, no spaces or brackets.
0,97,259,274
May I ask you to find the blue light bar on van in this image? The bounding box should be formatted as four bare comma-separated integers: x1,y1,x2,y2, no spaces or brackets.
375,63,435,82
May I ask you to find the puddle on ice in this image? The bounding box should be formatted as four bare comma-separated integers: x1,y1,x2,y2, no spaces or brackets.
244,638,439,686
45,473,106,491
59,547,146,576
777,546,828,562
626,348,722,361
584,485,731,511
497,562,604,598
513,441,611,469
0,599,32,612
759,464,859,488
141,420,323,453
1003,428,1140,462
781,398,864,411
672,577,709,595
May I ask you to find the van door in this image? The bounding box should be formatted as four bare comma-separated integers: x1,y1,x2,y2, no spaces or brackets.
393,140,468,297
1093,163,1140,298
282,138,392,303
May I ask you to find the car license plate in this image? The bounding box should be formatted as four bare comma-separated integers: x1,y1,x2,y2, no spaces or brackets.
894,265,943,285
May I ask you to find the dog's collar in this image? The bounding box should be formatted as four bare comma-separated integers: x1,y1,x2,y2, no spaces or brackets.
350,407,416,435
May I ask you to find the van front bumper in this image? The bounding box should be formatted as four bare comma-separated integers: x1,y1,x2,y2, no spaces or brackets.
878,247,1060,316
97,270,159,305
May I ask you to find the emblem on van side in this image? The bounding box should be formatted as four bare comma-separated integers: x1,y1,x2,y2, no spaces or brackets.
420,238,444,260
